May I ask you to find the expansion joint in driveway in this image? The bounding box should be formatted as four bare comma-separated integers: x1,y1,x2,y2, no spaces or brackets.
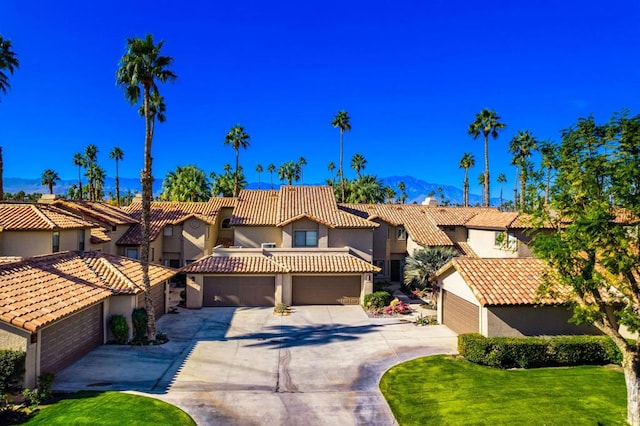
275,322,300,394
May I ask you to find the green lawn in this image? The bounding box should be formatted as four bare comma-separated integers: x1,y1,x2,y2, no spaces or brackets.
380,355,627,426
23,391,195,425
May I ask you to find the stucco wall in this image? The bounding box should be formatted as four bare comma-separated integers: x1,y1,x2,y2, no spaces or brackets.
442,226,467,244
234,226,283,248
107,295,137,340
0,322,37,388
329,228,373,262
1,231,51,256
162,224,181,253
467,229,518,258
485,305,601,337
182,218,207,262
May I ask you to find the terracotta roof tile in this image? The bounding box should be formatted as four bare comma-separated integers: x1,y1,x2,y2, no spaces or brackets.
454,242,478,258
181,255,286,274
52,200,138,226
272,254,379,273
436,257,552,306
0,203,96,230
464,211,520,229
423,207,499,226
0,251,176,332
230,190,279,226
90,228,111,244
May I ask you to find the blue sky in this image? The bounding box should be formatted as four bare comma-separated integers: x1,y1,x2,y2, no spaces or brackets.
2,1,639,196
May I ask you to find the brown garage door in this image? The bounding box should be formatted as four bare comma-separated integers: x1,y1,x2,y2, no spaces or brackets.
292,276,361,305
40,303,104,374
442,290,479,334
203,276,275,307
137,282,166,319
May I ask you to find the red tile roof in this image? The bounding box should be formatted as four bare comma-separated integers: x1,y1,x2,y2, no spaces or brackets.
52,200,138,226
0,203,96,230
272,254,379,273
464,211,520,229
230,190,279,226
0,251,176,332
435,257,553,306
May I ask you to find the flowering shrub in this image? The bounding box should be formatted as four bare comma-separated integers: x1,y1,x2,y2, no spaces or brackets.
382,298,411,315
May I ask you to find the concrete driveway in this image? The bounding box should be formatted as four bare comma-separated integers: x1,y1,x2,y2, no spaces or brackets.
55,306,457,425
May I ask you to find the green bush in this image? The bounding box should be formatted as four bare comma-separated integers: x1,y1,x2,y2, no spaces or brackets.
109,315,129,344
131,308,148,341
363,291,393,309
373,281,390,292
0,350,25,393
37,372,55,400
458,334,621,369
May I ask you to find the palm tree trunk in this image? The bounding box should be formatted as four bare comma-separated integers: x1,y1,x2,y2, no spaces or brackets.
463,169,469,207
115,160,120,207
270,172,273,190
48,183,53,194
77,165,82,200
0,147,4,201
513,166,519,209
519,170,526,211
340,130,345,203
141,85,156,341
483,135,490,207
234,149,239,197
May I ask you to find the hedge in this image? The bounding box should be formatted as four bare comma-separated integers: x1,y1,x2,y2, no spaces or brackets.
0,350,25,393
363,291,393,309
458,333,622,369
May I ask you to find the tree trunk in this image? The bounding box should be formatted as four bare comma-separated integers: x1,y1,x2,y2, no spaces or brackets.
483,135,490,207
234,149,239,197
340,130,345,203
463,170,469,207
513,166,519,208
0,147,4,201
77,166,82,201
115,160,120,207
519,170,526,211
499,186,503,209
624,360,640,426
141,86,156,341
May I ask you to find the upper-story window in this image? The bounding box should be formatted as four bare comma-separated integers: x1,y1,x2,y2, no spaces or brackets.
294,230,318,247
164,226,174,237
495,231,518,250
221,218,232,229
396,227,407,241
52,231,60,252
126,248,138,259
78,229,85,251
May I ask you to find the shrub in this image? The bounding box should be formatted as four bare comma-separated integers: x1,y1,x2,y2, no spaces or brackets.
274,303,289,314
131,308,148,341
109,315,129,344
179,289,186,301
373,281,391,293
37,372,55,400
458,334,622,369
383,298,411,315
0,350,25,394
363,291,393,310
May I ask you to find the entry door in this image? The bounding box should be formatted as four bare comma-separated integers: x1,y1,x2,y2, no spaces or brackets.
390,260,401,282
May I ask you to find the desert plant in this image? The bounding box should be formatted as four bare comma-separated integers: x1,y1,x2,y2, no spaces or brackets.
109,315,129,344
131,308,148,341
274,303,289,314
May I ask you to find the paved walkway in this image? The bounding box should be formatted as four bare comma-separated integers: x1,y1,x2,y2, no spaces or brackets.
55,306,457,425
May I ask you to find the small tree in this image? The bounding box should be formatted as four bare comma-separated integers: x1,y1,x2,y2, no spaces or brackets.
403,247,458,290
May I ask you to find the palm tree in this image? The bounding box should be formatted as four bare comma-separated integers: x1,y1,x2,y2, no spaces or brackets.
255,164,263,189
458,152,475,207
84,144,98,201
509,130,538,211
468,108,506,206
267,163,276,189
384,186,396,203
72,153,86,200
116,33,176,341
397,181,407,204
0,36,19,202
0,35,19,97
40,169,60,195
346,175,385,203
109,147,124,206
497,173,507,209
538,139,557,205
92,165,107,201
278,161,301,185
327,161,336,184
351,153,366,179
297,157,307,185
331,110,351,202
403,247,458,292
224,124,250,197
161,165,211,201
478,173,486,206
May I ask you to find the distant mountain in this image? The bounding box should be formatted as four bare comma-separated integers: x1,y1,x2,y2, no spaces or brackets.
4,175,496,206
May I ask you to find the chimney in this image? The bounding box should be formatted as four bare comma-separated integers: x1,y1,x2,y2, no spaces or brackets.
421,197,438,207
38,194,58,204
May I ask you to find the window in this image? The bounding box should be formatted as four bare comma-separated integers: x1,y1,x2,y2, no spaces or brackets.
495,231,518,250
294,230,318,247
78,229,85,251
374,260,386,277
164,226,173,237
126,248,138,259
221,218,232,229
396,227,407,241
151,247,155,261
52,231,60,252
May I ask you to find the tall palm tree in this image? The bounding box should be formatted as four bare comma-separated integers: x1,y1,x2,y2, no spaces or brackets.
92,165,106,201
297,157,307,185
331,110,351,203
0,36,19,202
40,169,60,195
84,144,98,201
346,174,385,203
538,139,557,205
255,164,263,189
468,108,506,206
458,152,475,207
109,147,124,206
384,186,396,203
509,130,538,211
0,35,19,97
224,125,250,197
327,161,336,184
478,173,486,206
72,153,86,200
267,163,276,189
116,33,176,341
278,161,301,185
351,153,367,179
497,173,507,209
161,165,211,201
398,181,407,204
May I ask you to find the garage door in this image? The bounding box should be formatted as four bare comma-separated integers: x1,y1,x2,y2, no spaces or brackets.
40,303,104,374
203,276,275,307
442,290,479,334
292,276,361,305
137,282,166,319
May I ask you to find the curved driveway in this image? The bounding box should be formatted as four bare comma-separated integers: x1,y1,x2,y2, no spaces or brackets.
55,306,457,425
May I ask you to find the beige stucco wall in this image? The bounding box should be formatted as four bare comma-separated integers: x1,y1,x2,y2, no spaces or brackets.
186,274,204,308
437,269,481,324
0,322,37,388
442,226,467,244
162,224,181,253
1,231,51,256
282,219,328,248
467,229,519,258
484,305,601,337
406,237,422,257
328,228,373,262
107,295,138,340
389,225,407,254
234,226,283,248
181,218,207,262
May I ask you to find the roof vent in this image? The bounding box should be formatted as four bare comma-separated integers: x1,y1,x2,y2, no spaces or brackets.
261,242,276,249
